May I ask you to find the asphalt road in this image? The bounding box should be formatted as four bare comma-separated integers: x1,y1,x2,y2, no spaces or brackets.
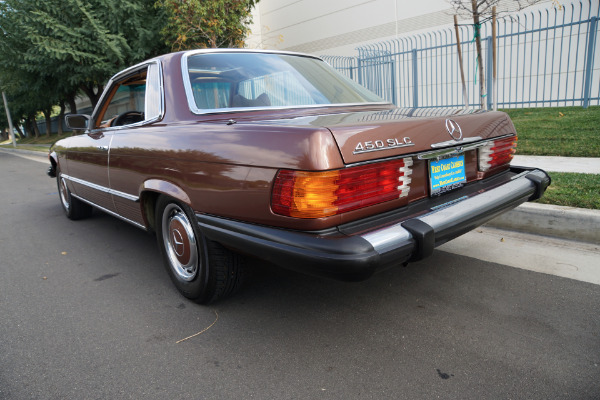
1,150,599,400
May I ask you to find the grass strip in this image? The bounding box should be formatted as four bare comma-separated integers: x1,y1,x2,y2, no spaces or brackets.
536,172,600,210
0,144,50,151
505,106,600,157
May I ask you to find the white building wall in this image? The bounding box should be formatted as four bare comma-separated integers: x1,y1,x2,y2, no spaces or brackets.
248,0,451,55
247,0,553,57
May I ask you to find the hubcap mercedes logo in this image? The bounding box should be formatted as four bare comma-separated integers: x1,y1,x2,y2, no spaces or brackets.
172,229,185,257
445,119,463,141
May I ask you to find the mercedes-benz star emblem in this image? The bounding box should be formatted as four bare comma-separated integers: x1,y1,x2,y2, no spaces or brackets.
172,229,185,257
445,119,463,141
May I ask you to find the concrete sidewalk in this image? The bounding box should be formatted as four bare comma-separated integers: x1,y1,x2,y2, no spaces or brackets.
513,155,600,174
2,146,599,244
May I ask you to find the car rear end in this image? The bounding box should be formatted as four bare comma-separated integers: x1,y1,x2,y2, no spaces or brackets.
268,108,544,225
180,50,550,280
197,108,550,280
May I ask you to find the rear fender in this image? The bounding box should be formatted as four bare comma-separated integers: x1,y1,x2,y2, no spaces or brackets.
139,180,192,232
140,179,191,205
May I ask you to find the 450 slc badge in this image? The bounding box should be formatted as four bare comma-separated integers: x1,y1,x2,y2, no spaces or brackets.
353,137,414,155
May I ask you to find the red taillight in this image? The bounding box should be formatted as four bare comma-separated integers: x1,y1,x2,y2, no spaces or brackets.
272,158,413,218
478,136,517,172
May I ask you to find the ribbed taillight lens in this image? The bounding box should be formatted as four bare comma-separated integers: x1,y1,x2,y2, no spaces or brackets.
272,158,413,218
478,136,517,172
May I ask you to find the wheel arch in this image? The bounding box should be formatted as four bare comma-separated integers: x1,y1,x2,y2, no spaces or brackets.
47,151,59,177
49,151,58,167
139,179,192,232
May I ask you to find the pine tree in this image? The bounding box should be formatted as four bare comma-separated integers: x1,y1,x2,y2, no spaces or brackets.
0,0,167,134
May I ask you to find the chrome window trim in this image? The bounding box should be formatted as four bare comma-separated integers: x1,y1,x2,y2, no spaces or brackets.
180,49,391,116
89,59,165,133
62,173,139,202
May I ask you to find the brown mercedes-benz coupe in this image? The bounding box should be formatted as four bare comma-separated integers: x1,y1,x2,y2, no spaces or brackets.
48,49,550,303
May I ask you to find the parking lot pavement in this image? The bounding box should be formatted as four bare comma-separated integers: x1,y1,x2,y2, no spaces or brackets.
440,226,600,284
2,146,600,400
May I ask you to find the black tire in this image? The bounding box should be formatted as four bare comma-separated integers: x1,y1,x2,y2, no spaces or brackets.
57,169,93,220
155,195,244,304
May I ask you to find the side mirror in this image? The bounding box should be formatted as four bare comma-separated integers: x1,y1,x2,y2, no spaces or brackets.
65,114,91,131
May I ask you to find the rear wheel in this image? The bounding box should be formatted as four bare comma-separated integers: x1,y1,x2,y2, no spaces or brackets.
155,196,244,304
57,169,93,220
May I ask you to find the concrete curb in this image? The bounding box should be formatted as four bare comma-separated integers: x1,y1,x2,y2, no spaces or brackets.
486,202,600,245
2,147,598,245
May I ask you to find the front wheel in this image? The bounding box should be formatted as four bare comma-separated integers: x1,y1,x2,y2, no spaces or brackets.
155,196,244,304
57,169,93,220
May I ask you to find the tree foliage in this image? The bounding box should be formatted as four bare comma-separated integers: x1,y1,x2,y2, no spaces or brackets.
447,0,549,19
0,0,261,136
157,0,259,50
0,0,167,135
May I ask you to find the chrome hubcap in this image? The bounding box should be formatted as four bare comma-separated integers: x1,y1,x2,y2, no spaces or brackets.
162,204,199,281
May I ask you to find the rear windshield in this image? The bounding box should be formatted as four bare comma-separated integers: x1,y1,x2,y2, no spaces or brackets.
184,52,385,112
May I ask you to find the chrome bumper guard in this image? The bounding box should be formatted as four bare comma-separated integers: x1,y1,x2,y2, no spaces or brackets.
363,168,549,261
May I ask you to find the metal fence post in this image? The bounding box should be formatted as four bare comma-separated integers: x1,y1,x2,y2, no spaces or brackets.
391,59,397,105
412,48,418,108
357,57,363,86
583,16,598,108
486,36,494,110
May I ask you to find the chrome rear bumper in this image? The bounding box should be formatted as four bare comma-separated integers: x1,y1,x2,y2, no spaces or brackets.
196,167,550,281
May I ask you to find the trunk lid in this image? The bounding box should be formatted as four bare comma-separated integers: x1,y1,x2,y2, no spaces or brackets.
312,108,516,164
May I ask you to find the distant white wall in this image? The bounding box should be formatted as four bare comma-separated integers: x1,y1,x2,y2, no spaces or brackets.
246,0,553,56
247,0,451,55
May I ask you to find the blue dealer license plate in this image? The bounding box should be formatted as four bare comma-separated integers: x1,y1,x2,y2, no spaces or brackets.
429,154,467,196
